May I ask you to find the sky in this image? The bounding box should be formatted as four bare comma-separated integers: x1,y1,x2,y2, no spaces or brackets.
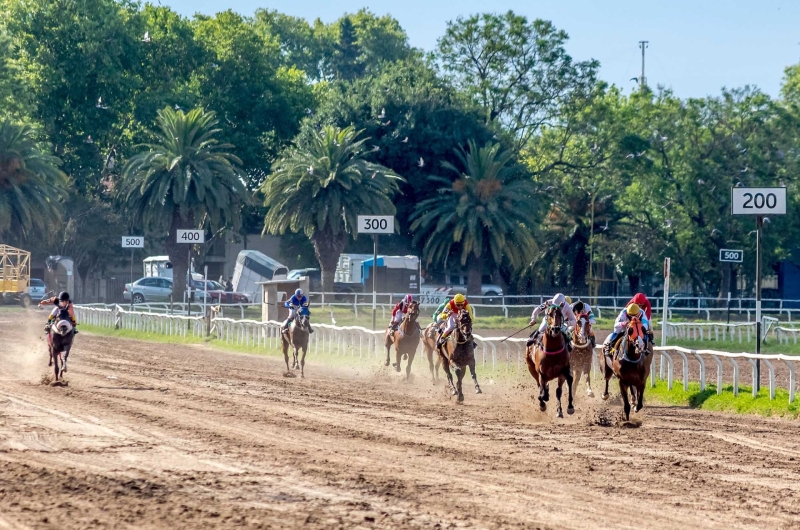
162,0,800,99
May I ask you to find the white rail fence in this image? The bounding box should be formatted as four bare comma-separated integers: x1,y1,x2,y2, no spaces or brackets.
75,305,800,404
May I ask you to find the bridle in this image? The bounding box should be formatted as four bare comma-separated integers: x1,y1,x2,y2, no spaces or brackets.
621,315,646,363
574,314,591,348
400,301,420,336
542,305,566,355
454,309,472,345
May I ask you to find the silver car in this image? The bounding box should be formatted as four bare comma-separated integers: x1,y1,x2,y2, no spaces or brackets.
123,277,173,304
27,278,47,301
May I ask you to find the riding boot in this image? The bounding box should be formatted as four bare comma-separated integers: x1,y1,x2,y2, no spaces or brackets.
473,341,478,349
526,330,540,347
306,322,314,334
590,334,596,349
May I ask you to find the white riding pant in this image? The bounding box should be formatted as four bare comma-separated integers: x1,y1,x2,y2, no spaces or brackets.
442,313,457,335
391,312,404,326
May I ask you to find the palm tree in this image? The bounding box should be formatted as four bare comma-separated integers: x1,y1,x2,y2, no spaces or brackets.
121,107,248,300
0,120,67,239
262,125,402,292
410,140,537,295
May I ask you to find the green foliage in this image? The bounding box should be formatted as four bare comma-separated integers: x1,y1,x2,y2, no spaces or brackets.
410,141,537,294
262,124,402,290
0,120,67,238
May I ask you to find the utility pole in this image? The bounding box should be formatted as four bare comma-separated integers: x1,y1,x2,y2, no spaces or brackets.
638,40,648,92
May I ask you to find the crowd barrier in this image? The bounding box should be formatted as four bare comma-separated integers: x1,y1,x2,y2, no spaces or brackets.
74,305,800,404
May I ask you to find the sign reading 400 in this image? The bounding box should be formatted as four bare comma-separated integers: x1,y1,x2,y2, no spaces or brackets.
176,229,205,244
357,215,394,234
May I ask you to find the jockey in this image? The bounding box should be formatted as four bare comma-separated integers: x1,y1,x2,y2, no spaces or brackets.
527,293,577,349
436,293,475,348
571,300,597,348
282,289,313,333
603,303,651,357
39,291,78,334
627,292,652,320
389,294,414,330
432,299,449,325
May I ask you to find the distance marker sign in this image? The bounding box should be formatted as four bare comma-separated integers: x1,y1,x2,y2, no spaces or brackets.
731,187,786,215
719,249,743,263
176,230,205,244
357,215,394,234
121,236,144,248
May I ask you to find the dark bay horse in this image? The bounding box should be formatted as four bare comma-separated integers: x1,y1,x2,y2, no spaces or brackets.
422,321,442,383
282,313,310,378
525,305,574,417
571,313,595,398
47,320,74,381
438,310,482,402
384,301,421,379
602,315,652,421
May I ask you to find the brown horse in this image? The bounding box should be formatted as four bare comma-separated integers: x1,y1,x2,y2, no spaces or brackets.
525,305,574,417
281,313,310,378
384,301,421,379
438,310,482,402
601,315,652,421
571,313,595,398
422,321,442,383
47,320,74,381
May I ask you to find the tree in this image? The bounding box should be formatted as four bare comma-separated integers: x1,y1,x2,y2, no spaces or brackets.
410,141,537,295
0,120,67,240
262,125,402,292
438,11,598,147
121,107,248,300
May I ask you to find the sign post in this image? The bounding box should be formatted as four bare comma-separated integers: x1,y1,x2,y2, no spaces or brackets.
731,187,786,392
357,215,395,330
177,230,205,324
122,236,145,311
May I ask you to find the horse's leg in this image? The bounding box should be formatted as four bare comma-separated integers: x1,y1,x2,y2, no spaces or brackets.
441,357,456,396
292,343,300,370
602,358,612,401
468,358,482,394
555,375,565,418
405,350,415,381
394,344,402,373
425,345,435,383
563,365,575,415
537,371,548,412
586,367,594,397
282,338,290,373
384,345,391,367
299,345,307,379
635,381,645,413
619,380,631,421
455,365,465,403
53,348,60,381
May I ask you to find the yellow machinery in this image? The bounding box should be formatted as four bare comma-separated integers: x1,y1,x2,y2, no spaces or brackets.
0,244,32,306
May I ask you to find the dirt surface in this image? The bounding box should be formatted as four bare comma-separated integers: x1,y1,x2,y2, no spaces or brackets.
2,311,800,529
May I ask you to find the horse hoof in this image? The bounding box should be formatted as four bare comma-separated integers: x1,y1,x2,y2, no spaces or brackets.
543,394,550,402
602,393,610,401
557,410,564,419
587,389,595,398
394,365,401,373
457,393,464,402
450,388,458,396
567,406,575,415
475,386,482,394
384,360,390,367
539,402,546,412
635,405,642,413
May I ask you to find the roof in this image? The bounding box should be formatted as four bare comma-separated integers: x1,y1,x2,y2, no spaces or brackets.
143,256,170,262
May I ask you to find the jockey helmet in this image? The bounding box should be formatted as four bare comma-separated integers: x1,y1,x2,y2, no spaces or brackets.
626,303,641,316
632,292,649,306
403,294,413,304
453,293,466,304
573,301,585,314
295,288,304,298
565,295,572,304
552,293,566,306
58,291,70,302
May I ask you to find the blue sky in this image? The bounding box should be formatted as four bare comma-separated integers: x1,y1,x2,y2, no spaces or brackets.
162,0,800,99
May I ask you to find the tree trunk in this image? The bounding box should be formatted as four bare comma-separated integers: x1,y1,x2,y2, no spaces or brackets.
312,225,348,294
165,208,194,301
467,255,483,297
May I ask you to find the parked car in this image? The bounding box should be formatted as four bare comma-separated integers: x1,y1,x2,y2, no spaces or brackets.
189,279,250,304
287,268,361,295
27,278,47,301
124,277,173,304
422,273,504,304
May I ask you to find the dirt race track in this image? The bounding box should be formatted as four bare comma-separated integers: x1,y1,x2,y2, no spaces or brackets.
2,311,800,529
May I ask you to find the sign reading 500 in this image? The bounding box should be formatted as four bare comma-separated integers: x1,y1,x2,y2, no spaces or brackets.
357,215,395,234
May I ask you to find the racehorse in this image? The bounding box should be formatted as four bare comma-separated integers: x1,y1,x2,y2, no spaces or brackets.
281,312,310,378
525,304,574,417
384,300,421,380
422,322,442,383
571,313,595,398
47,320,74,381
602,315,652,421
438,309,482,402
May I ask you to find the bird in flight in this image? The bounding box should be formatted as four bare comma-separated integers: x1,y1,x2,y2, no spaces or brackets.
142,31,151,43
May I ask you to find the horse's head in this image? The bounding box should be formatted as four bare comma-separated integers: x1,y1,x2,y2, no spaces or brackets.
295,313,309,328
625,316,647,358
405,301,420,322
457,309,473,339
545,304,563,337
53,320,73,337
575,313,591,346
